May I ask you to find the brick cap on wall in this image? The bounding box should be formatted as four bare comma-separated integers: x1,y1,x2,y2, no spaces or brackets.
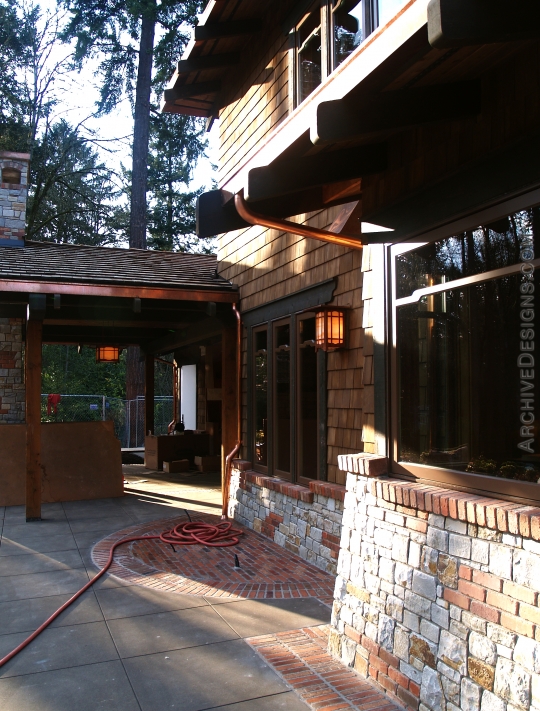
337,452,388,477
375,477,540,540
231,465,346,502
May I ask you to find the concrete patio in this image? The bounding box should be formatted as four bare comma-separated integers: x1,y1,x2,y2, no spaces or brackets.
0,470,401,711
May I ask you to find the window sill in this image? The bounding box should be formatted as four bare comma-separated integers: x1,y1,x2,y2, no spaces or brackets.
371,477,540,540
231,460,346,502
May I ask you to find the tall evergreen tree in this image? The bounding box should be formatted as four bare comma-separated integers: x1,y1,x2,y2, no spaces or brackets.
60,0,202,249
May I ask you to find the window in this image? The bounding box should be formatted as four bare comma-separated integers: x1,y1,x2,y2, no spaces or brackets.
391,206,540,501
293,0,408,105
251,314,324,482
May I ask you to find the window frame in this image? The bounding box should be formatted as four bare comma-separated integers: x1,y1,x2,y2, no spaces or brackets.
248,314,328,484
292,0,386,108
388,193,540,504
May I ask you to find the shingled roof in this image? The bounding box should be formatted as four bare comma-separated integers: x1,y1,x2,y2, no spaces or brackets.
0,241,235,293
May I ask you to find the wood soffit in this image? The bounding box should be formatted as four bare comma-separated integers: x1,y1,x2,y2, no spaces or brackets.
161,0,280,117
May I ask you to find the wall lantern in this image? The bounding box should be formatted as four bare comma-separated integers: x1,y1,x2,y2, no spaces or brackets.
315,307,346,351
96,346,121,363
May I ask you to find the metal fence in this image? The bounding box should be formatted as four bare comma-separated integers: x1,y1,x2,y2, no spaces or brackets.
41,394,173,448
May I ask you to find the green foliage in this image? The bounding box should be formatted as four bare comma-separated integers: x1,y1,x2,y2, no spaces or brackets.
147,112,209,252
42,345,174,399
27,119,119,244
42,345,127,396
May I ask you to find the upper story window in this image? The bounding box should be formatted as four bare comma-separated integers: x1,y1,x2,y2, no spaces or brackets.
294,0,408,106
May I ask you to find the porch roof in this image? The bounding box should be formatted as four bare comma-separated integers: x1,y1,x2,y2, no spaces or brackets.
0,240,236,297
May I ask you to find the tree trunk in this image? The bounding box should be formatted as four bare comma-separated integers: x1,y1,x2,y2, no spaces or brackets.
127,10,155,444
129,12,155,250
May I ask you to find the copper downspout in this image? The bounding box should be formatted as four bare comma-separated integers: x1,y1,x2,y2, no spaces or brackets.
234,192,364,250
222,302,242,519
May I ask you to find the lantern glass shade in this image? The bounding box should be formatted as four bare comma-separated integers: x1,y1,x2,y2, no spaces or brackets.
315,309,345,350
96,346,120,363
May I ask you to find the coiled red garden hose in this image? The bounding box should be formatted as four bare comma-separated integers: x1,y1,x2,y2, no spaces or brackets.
0,519,243,669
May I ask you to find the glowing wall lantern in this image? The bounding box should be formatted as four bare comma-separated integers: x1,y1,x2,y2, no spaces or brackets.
96,346,121,363
315,308,346,351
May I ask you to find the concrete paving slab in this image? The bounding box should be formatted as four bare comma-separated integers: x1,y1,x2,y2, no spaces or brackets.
72,528,120,551
0,507,5,519
68,516,137,534
96,584,207,620
204,692,310,710
2,521,73,540
0,621,119,678
0,660,140,711
0,591,104,635
107,605,239,658
0,568,89,603
0,533,78,556
3,506,67,525
211,598,331,638
0,549,85,577
123,638,292,711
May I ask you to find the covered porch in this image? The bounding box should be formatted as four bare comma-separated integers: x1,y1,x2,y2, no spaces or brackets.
0,240,239,521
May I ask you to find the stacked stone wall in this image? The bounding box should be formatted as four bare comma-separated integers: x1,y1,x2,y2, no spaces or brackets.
0,318,24,423
228,461,344,575
330,467,540,711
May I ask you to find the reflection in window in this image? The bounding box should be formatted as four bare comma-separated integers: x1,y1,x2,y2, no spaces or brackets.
332,0,363,67
297,6,322,104
378,0,407,27
396,210,540,299
398,219,539,483
298,317,318,479
274,322,291,473
254,329,268,467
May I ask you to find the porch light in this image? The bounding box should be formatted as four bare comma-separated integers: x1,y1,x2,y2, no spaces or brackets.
96,346,121,363
315,308,346,351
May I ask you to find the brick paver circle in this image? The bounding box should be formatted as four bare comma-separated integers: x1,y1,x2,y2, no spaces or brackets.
92,512,335,601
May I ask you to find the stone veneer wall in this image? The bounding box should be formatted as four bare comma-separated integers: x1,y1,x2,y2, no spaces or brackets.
228,461,345,575
0,151,29,245
0,318,24,423
330,458,540,711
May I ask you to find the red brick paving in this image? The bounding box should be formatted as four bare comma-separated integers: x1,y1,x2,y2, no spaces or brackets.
91,512,334,601
247,626,403,711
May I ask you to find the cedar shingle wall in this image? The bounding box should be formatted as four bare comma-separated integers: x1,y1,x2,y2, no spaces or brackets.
218,206,365,486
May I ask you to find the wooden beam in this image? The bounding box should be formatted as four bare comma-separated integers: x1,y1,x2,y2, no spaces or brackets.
142,316,228,355
0,280,237,303
164,81,221,103
221,325,237,496
25,318,42,521
246,144,386,203
177,53,240,74
314,81,481,145
194,19,262,41
145,355,155,436
428,0,540,48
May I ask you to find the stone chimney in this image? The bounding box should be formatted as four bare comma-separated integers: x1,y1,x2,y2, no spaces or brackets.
0,151,30,247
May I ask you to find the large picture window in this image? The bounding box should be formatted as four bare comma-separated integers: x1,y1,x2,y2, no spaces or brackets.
392,206,540,501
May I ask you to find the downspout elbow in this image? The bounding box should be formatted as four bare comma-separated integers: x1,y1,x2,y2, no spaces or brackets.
234,192,363,250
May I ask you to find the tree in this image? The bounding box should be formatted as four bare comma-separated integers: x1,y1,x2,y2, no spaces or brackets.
27,119,119,244
60,0,202,249
147,111,207,252
0,1,121,245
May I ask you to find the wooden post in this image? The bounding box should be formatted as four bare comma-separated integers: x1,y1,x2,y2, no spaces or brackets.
25,319,43,521
221,326,237,493
145,354,154,435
